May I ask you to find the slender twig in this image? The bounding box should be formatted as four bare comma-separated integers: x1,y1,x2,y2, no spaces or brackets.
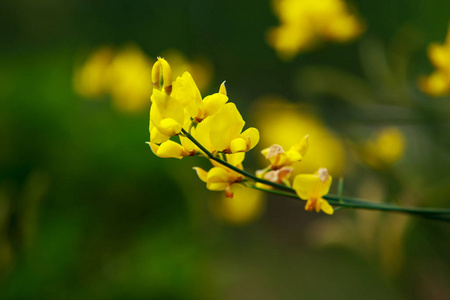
183,129,450,221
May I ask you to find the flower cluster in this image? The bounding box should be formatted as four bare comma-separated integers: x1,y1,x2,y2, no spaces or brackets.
267,0,364,59
148,59,334,215
419,25,450,96
257,138,334,214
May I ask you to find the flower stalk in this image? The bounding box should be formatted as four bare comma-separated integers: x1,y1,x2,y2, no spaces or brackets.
182,129,450,222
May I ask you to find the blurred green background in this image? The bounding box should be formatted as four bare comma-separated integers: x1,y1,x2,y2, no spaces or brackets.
1,0,450,299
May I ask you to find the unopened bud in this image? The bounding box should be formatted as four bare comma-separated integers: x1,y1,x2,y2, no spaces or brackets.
152,57,173,94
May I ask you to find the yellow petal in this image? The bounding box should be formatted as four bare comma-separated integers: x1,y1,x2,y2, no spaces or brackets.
151,89,184,125
293,172,332,200
192,116,215,153
210,103,245,151
261,144,284,159
240,127,260,151
219,81,227,96
172,71,203,118
147,142,159,155
226,152,245,167
152,57,172,93
298,135,309,157
230,137,247,153
207,167,232,183
207,182,229,191
293,174,318,200
285,148,303,164
193,167,208,183
153,117,182,136
155,140,188,159
202,93,228,118
149,124,171,144
320,198,334,215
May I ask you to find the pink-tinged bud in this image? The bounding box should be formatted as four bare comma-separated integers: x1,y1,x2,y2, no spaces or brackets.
263,144,284,159
318,168,329,183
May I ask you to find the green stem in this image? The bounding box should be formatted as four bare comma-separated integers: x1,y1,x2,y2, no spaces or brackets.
250,185,450,221
182,129,450,221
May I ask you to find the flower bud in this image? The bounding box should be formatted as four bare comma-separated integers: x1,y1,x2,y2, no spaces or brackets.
152,57,173,94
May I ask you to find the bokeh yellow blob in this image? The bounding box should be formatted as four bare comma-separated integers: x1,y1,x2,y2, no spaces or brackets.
268,0,364,59
252,98,346,175
210,185,265,225
107,45,154,113
419,24,450,97
360,127,405,169
73,46,114,98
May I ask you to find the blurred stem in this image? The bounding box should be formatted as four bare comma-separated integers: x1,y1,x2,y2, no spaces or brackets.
182,129,450,221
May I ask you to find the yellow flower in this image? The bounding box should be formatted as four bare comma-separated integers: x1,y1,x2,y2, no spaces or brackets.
360,127,405,169
73,46,114,98
420,24,450,96
209,103,260,154
193,153,245,197
293,168,334,214
261,135,309,169
267,0,364,59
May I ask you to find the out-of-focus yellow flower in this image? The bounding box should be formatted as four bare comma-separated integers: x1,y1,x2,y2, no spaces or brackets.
293,168,333,214
107,46,154,112
268,0,364,59
253,98,346,175
73,46,114,98
419,24,450,96
193,153,245,197
210,185,265,225
360,127,405,169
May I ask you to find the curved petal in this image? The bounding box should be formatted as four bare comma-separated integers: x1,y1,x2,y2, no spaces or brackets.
207,182,229,191
293,174,320,200
172,71,203,118
152,89,184,125
210,103,245,151
320,198,334,215
202,93,228,118
230,137,247,153
193,167,208,183
153,117,182,137
149,124,171,144
226,152,245,167
240,127,259,151
219,81,227,96
207,167,232,183
156,140,189,159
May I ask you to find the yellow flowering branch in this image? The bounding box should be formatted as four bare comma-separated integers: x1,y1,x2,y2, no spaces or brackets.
148,58,450,222
182,128,450,222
